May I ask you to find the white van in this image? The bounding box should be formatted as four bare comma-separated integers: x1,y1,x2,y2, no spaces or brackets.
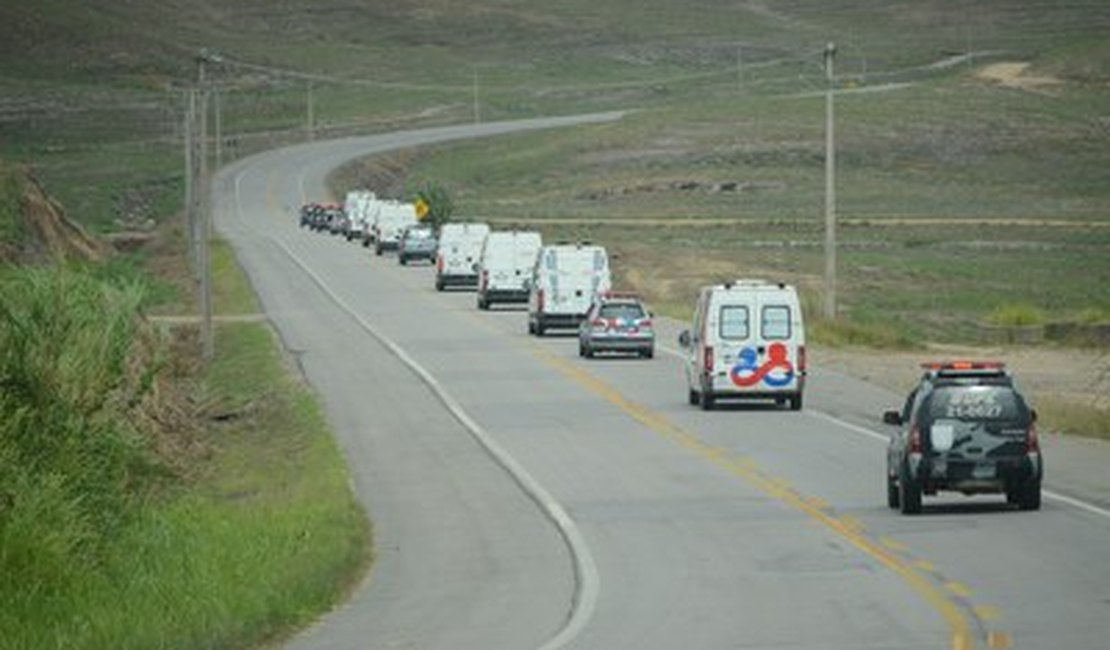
343,190,374,241
527,243,611,335
435,222,491,290
359,198,383,246
678,279,806,411
373,202,419,255
476,230,543,309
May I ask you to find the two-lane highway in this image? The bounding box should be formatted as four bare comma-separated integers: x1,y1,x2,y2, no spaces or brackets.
215,117,1110,650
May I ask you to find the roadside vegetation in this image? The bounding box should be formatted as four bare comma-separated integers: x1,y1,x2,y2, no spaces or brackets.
0,176,368,647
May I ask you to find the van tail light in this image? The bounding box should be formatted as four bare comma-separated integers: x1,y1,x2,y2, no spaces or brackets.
798,345,807,372
537,290,545,313
480,270,489,291
436,255,444,274
909,425,923,454
704,346,714,374
1026,423,1040,454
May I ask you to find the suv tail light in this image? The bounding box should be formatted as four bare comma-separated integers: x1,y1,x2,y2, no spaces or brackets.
704,346,714,374
909,425,923,454
537,289,545,313
798,345,807,372
1026,422,1040,454
640,318,653,329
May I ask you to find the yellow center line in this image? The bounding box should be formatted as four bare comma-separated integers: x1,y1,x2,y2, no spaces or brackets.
532,346,978,650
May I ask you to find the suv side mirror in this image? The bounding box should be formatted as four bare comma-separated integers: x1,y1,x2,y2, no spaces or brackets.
882,410,902,426
678,330,691,348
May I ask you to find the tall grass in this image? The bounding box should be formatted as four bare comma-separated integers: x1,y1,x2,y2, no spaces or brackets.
0,266,159,629
0,265,368,649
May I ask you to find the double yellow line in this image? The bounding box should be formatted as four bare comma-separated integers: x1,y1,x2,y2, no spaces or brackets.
533,346,1010,650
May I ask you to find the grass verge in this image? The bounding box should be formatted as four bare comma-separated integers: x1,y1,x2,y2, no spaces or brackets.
0,248,369,649
1038,396,1110,442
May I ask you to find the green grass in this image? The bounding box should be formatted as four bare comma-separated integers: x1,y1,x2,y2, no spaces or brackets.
0,259,368,650
212,238,261,316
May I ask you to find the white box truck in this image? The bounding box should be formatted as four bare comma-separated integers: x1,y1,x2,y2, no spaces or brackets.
527,243,611,335
476,230,543,309
435,222,491,290
678,279,806,411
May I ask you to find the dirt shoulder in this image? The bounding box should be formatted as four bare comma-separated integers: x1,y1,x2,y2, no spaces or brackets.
812,344,1110,436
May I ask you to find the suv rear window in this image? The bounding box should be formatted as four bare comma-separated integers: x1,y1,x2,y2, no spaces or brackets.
924,386,1028,423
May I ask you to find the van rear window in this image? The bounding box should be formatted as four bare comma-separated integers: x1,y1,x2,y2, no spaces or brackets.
719,306,750,340
761,306,791,340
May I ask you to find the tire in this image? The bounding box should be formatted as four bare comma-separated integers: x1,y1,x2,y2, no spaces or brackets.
688,388,699,406
535,317,546,337
1019,478,1042,511
887,473,901,509
789,393,803,411
642,347,654,359
435,278,445,292
528,318,536,335
899,465,922,515
578,342,586,358
584,345,594,358
700,389,715,411
375,245,383,256
477,297,489,310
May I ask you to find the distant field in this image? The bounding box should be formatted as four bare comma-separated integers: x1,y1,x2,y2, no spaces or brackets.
3,1,1109,343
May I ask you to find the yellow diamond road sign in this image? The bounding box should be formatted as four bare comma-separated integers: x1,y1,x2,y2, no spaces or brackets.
415,198,430,220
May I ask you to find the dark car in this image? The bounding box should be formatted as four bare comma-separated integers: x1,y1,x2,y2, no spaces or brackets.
578,292,655,359
398,226,436,265
299,203,321,228
883,361,1042,514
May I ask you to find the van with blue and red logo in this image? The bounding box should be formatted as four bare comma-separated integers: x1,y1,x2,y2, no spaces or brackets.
678,279,806,411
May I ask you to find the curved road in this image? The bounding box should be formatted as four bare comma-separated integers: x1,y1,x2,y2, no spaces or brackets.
214,116,1110,650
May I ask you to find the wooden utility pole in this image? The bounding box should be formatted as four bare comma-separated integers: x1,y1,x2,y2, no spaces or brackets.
195,52,214,361
823,42,837,320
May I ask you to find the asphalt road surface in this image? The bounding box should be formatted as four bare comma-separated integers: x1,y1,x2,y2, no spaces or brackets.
214,116,1110,650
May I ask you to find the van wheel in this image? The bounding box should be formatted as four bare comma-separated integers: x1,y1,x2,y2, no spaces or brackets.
478,297,489,310
399,256,408,266
362,238,370,248
789,393,803,411
435,279,445,292
375,245,383,256
528,319,536,335
899,465,922,515
688,389,699,406
535,318,546,336
700,390,715,411
642,348,654,359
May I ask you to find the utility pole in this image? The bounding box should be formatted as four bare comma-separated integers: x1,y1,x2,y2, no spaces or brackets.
306,82,315,140
214,87,222,169
472,68,480,124
195,51,215,361
184,90,196,273
737,45,743,93
823,42,837,320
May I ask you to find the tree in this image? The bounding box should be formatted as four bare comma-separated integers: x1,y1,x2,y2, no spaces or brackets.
413,182,454,232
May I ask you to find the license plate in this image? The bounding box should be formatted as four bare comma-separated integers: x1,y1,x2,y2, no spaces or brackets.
972,464,996,479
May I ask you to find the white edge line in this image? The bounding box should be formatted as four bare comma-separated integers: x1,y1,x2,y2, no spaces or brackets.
233,164,599,650
660,342,1110,521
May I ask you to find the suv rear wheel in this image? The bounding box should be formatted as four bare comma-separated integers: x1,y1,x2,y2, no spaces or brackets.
887,474,900,509
899,465,922,515
1019,478,1042,511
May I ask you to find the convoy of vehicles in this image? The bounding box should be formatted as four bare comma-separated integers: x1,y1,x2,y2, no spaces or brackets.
476,230,542,309
527,243,611,335
297,199,1043,513
435,222,491,291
